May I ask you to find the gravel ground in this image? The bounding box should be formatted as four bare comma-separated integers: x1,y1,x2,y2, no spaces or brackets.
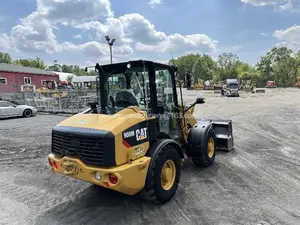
1,88,300,225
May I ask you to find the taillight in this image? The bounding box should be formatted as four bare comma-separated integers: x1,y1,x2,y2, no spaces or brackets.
48,158,53,168
109,174,118,184
53,161,58,169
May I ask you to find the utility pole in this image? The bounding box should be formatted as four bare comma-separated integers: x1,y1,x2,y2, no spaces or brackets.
105,36,116,64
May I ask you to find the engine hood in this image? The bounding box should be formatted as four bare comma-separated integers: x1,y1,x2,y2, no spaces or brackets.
55,107,148,135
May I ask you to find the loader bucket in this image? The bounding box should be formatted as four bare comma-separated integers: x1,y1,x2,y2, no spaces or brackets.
255,88,266,93
212,120,234,152
243,87,253,92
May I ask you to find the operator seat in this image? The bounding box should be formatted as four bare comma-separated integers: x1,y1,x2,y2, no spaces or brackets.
115,90,139,108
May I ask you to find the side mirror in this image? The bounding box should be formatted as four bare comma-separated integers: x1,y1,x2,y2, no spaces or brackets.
196,97,205,104
184,97,205,113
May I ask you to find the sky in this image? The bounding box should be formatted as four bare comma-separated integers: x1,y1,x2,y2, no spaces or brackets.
0,0,300,66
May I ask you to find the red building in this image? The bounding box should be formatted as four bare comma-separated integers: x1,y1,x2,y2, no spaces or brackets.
0,63,59,93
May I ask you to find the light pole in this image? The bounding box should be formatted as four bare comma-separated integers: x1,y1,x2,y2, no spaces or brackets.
105,36,116,64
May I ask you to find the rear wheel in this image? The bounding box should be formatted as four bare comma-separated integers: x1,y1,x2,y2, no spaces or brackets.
192,129,216,167
140,146,181,204
23,109,32,118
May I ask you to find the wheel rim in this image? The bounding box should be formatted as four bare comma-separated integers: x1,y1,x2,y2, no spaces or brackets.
207,137,215,158
25,111,31,116
161,160,176,191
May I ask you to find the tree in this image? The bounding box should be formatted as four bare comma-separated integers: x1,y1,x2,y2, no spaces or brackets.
0,52,12,64
256,55,273,83
236,61,254,79
46,63,62,72
256,47,296,87
192,54,216,82
13,57,45,69
62,64,74,73
169,53,201,81
216,53,239,80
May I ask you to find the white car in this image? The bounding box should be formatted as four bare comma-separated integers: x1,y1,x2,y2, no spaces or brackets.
0,101,38,119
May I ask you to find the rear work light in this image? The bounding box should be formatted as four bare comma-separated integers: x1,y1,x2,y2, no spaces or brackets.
109,174,118,184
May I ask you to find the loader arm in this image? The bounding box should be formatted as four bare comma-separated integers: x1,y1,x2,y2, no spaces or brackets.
179,104,197,141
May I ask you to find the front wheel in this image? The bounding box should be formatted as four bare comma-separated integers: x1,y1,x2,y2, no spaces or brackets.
23,109,32,118
192,129,216,167
140,146,181,204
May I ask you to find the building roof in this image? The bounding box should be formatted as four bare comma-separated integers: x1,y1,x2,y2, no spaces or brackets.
73,75,97,83
0,63,57,76
52,72,77,82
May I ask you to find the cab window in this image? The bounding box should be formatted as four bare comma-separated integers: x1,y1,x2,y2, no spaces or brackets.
155,69,181,140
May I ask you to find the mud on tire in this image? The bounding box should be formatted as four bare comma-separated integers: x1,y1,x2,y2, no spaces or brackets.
140,145,181,204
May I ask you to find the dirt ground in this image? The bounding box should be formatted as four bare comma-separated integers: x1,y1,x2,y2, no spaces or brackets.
1,88,300,225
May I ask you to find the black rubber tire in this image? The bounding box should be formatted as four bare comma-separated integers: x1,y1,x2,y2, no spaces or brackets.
140,146,181,204
23,109,32,118
192,128,216,167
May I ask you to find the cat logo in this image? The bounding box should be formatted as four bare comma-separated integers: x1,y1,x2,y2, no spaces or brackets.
136,128,147,141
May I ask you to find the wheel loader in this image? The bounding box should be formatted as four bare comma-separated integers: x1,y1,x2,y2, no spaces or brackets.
48,60,234,204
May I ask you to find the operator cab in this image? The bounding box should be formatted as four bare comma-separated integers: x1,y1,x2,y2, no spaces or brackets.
90,60,182,141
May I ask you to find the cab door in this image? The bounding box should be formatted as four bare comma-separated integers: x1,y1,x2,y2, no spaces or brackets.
152,68,182,141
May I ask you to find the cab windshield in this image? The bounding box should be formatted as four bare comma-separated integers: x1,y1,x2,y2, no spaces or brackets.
228,83,238,89
103,72,149,114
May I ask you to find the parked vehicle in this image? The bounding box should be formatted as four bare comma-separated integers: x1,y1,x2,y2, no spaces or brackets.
266,81,276,88
225,79,239,97
0,101,37,119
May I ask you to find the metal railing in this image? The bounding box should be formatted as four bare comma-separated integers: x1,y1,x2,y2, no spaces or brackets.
1,89,98,114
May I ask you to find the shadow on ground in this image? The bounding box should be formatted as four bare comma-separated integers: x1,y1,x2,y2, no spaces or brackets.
34,185,162,225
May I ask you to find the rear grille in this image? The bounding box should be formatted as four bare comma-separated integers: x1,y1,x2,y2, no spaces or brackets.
51,126,115,167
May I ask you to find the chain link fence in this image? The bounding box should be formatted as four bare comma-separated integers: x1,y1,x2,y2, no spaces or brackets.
1,88,98,114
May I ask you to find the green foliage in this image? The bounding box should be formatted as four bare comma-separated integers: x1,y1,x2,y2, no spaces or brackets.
46,64,62,72
169,53,200,80
170,47,300,87
2,46,300,86
0,52,89,76
0,52,12,63
46,63,89,76
256,47,298,87
13,56,45,69
192,54,216,82
216,53,239,81
170,53,216,82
